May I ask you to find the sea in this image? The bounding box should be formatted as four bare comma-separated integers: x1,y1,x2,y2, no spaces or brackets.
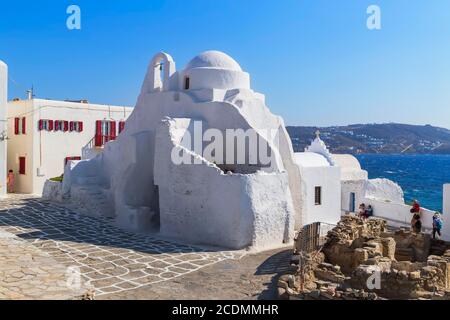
355,154,450,213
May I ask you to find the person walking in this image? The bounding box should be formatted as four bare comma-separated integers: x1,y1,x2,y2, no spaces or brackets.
432,212,443,240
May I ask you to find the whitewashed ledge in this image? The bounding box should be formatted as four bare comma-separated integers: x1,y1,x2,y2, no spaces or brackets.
42,180,63,202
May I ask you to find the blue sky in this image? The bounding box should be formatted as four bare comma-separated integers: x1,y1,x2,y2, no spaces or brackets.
1,0,450,127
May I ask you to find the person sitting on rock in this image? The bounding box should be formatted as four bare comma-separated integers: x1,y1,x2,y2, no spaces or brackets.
432,212,443,240
366,205,374,218
358,203,366,219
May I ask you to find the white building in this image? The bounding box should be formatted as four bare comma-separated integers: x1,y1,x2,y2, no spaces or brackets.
334,151,447,238
7,98,132,194
293,131,341,225
62,50,302,251
0,61,7,197
333,153,369,213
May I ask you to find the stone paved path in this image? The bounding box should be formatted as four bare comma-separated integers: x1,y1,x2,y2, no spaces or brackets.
99,248,292,300
0,195,245,298
0,230,86,299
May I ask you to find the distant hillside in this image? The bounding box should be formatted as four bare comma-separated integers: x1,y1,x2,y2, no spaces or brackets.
287,123,450,154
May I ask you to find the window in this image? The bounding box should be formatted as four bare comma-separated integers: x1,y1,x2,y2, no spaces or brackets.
315,186,322,205
69,121,83,132
14,117,26,135
19,157,26,175
95,120,117,147
54,120,69,132
38,119,54,131
184,76,190,90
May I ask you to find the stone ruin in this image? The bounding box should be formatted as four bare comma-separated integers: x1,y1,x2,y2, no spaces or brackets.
278,215,450,300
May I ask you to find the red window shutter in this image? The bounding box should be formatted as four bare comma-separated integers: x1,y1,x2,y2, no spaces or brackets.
95,120,102,147
19,157,26,175
22,117,26,134
110,121,117,139
78,122,83,132
64,121,69,132
48,120,54,131
38,120,43,131
69,121,74,132
14,118,20,135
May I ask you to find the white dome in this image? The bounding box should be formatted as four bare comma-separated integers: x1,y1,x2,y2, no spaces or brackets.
185,51,242,71
293,152,331,168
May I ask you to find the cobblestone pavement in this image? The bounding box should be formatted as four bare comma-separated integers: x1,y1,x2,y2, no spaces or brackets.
0,195,245,297
0,231,86,299
99,248,292,300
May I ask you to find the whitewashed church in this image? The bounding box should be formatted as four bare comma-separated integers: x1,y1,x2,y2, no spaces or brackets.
1,52,449,251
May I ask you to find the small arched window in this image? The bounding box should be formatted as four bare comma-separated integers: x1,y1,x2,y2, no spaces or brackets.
184,76,190,90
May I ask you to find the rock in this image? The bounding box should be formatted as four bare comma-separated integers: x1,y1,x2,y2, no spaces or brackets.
277,279,288,290
80,289,95,300
287,275,296,288
277,287,288,300
409,271,421,280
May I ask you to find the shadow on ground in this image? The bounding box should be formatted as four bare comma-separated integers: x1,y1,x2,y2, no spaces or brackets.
0,197,232,255
255,249,292,299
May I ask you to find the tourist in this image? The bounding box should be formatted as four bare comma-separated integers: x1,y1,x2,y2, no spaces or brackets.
410,200,421,231
410,200,421,214
366,205,374,218
358,203,366,219
413,217,422,233
7,169,15,193
432,212,443,240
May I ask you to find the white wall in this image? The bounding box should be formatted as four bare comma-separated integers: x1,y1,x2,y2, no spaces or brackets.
443,184,450,241
299,165,341,225
341,179,366,213
0,61,7,197
364,178,404,203
366,198,435,233
153,118,294,250
7,99,132,194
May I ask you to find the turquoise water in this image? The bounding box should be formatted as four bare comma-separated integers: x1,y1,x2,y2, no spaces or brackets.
355,154,450,212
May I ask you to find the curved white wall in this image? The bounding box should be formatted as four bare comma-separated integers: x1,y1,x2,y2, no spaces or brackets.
364,178,404,204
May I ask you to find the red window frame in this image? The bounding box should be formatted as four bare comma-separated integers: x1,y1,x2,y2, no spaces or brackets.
14,118,19,135
95,120,117,147
22,117,26,134
19,157,26,175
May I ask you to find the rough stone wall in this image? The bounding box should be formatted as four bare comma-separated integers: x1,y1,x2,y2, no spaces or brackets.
282,216,450,300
